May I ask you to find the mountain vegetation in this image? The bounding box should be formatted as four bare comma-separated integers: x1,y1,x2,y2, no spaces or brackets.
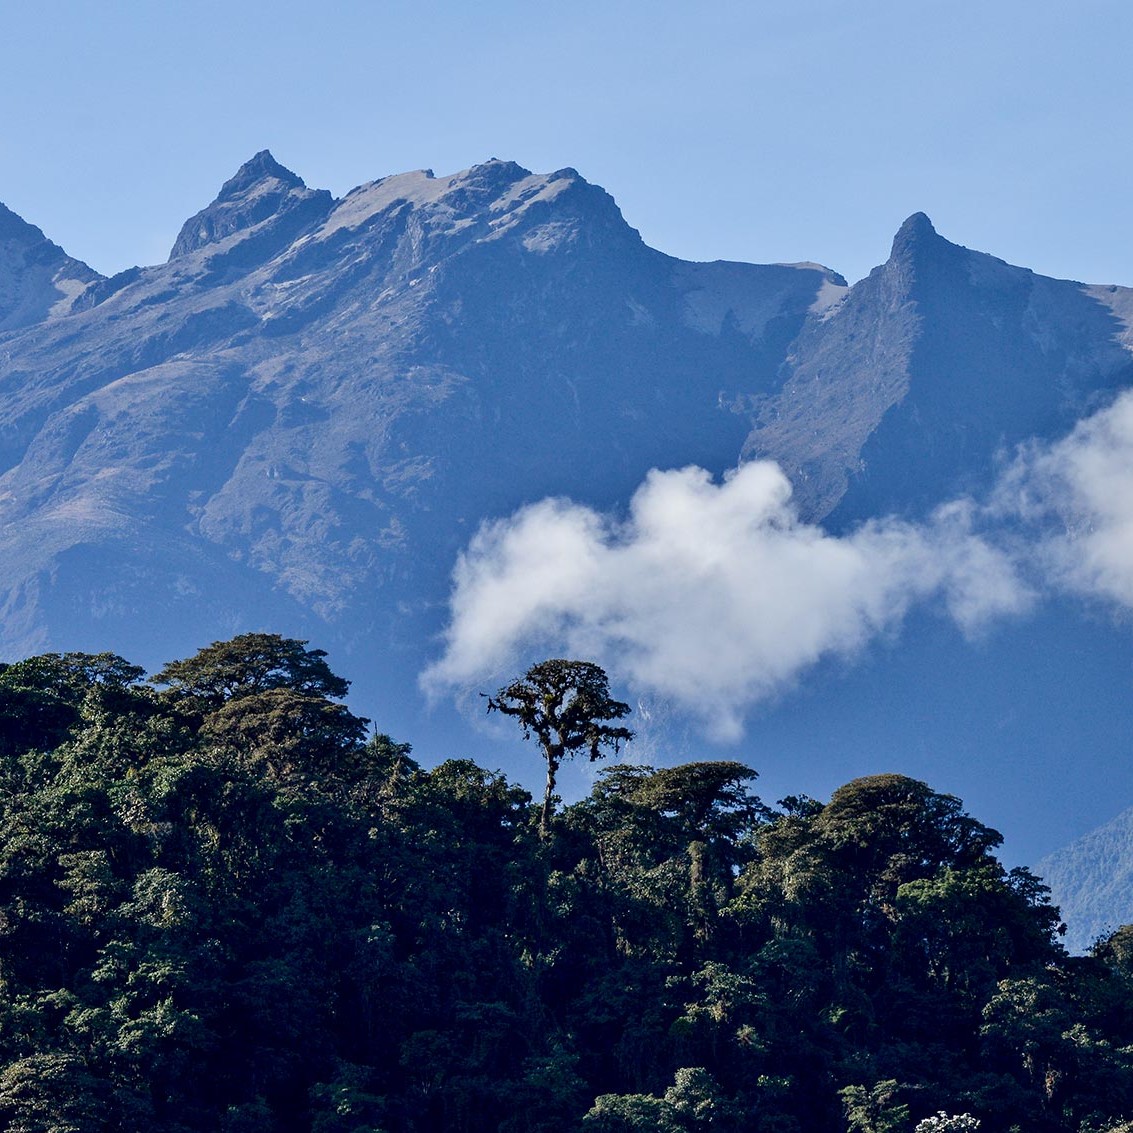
0,634,1130,1133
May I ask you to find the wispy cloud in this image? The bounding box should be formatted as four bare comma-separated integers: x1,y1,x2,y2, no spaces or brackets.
996,389,1133,611
421,461,1031,740
424,388,1133,741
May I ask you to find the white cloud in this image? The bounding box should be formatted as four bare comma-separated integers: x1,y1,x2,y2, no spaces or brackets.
422,461,1031,740
997,388,1133,611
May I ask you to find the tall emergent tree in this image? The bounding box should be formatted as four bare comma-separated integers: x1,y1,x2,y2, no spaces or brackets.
151,633,368,782
487,659,633,837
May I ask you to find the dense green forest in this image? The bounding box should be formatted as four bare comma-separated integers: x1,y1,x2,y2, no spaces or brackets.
0,635,1130,1133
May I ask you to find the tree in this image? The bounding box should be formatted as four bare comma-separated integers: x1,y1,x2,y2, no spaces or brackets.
629,763,763,885
488,660,632,838
840,1080,910,1133
202,687,368,781
151,633,350,711
601,762,766,949
151,634,368,784
0,1053,111,1132
0,652,146,763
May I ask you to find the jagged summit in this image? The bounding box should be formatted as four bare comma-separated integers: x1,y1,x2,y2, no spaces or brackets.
470,157,531,179
745,206,1133,525
217,149,306,196
0,201,100,331
896,210,936,238
0,200,48,243
888,211,943,262
168,150,333,261
0,200,87,262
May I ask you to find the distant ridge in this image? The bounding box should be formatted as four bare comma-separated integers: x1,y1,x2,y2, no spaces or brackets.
1038,806,1133,953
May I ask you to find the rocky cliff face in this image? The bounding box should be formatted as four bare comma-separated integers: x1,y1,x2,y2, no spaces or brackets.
0,153,838,660
747,213,1133,524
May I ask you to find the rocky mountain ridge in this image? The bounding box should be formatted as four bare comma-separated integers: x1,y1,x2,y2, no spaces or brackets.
3,153,1133,927
0,152,841,661
0,202,100,332
748,212,1133,524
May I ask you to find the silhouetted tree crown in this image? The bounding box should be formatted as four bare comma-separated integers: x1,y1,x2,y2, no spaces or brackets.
487,659,633,836
151,632,351,708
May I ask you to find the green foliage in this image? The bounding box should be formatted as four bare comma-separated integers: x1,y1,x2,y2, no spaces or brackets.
840,1080,910,1133
151,633,352,710
584,1090,685,1132
488,659,632,836
0,641,1128,1132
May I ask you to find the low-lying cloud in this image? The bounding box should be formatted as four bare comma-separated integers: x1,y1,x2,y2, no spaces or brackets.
422,461,1030,740
423,388,1133,741
996,389,1133,611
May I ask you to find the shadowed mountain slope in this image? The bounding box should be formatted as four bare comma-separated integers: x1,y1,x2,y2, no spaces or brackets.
1038,806,1133,953
0,153,839,660
0,202,101,332
746,213,1133,524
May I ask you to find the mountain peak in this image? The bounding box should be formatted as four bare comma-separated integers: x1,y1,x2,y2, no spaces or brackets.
218,150,305,198
889,211,942,261
0,202,101,330
898,211,936,236
0,200,46,244
456,159,534,195
169,151,331,260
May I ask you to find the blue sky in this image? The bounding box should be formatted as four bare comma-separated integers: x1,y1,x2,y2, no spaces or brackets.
2,0,1130,285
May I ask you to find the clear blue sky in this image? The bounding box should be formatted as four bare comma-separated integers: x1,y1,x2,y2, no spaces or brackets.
1,1,1130,286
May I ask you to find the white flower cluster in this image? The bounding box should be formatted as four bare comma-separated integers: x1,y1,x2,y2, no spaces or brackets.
914,1113,980,1133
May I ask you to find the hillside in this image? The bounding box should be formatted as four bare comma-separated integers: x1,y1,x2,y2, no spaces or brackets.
1039,806,1133,953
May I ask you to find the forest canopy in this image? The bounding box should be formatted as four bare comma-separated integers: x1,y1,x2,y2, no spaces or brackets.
0,635,1128,1133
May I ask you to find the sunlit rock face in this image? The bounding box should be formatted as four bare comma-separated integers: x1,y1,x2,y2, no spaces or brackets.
0,153,840,660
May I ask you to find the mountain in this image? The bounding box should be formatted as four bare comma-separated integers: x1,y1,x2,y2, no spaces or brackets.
2,153,1133,926
0,202,100,332
746,212,1133,524
0,153,840,668
1038,806,1133,953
